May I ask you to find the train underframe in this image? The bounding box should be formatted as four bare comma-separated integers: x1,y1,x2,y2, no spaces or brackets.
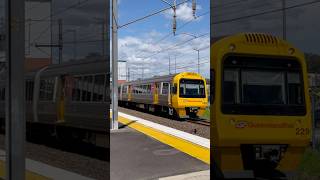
0,118,109,150
213,144,305,179
119,101,205,119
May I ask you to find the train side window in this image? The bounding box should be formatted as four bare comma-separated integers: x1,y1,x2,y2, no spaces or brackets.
161,82,169,95
0,87,5,101
72,76,82,101
122,85,127,94
39,79,54,101
104,74,110,102
172,83,177,94
223,69,239,104
27,81,34,101
93,74,105,102
82,76,93,101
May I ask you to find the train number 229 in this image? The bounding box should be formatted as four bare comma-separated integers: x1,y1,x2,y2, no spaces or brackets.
296,128,310,136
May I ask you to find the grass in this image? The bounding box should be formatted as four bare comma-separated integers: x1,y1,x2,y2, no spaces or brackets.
295,148,320,179
300,149,320,173
201,107,210,120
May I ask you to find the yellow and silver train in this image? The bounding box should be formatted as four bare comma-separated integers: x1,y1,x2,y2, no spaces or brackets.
119,72,208,118
211,33,311,178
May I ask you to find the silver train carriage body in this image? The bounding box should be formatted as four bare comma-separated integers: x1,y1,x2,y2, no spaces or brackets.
0,60,110,147
119,72,208,118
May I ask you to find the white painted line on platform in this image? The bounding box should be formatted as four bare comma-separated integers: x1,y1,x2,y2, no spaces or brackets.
0,150,94,180
118,111,210,149
159,170,210,180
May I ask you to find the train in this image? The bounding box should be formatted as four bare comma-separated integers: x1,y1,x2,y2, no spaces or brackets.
210,33,312,178
119,72,208,119
0,60,109,148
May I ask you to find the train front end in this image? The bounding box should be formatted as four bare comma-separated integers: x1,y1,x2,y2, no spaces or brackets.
211,33,312,178
171,72,208,118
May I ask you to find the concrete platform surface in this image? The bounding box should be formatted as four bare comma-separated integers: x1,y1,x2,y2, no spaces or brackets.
159,170,210,180
110,127,209,180
0,150,94,180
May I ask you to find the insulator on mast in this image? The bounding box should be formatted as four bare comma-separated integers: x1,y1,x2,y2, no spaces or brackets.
192,0,196,18
173,1,177,35
173,15,176,35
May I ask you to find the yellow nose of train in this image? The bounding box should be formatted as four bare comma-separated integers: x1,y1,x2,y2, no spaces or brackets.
210,33,311,179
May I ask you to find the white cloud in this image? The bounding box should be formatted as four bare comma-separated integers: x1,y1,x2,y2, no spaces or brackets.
164,3,202,22
116,30,210,80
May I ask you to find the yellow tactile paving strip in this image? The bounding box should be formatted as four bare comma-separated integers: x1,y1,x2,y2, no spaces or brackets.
118,115,210,164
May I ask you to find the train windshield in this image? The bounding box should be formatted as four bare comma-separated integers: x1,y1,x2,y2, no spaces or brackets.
179,79,205,98
222,56,306,115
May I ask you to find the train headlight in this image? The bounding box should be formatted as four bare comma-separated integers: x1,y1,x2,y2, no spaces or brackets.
229,44,236,51
288,48,295,55
255,146,262,159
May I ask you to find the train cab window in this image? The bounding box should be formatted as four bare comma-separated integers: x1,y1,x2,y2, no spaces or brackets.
179,79,205,98
161,82,169,95
288,72,303,105
222,56,306,115
242,71,285,104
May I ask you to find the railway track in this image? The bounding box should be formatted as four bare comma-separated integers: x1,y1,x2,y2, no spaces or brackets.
119,107,210,139
185,118,210,126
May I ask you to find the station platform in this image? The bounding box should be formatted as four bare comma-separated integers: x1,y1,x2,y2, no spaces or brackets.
0,150,95,180
111,111,210,180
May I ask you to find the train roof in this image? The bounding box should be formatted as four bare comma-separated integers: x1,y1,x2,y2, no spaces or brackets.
122,72,205,85
26,59,109,78
124,73,177,85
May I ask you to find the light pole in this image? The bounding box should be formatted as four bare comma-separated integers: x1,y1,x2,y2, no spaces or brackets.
282,0,286,40
193,48,200,74
168,55,171,74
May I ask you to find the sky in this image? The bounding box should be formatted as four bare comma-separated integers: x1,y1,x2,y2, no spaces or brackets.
116,0,210,80
1,0,320,78
212,0,320,55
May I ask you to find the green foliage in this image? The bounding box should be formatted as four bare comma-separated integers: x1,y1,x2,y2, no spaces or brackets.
201,107,210,120
296,148,320,179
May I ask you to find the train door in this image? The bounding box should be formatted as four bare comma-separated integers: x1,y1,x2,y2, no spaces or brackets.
170,82,178,107
128,85,132,101
57,75,66,123
153,83,159,104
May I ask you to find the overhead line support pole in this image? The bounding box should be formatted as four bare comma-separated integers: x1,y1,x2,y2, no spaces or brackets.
112,0,119,130
5,0,26,179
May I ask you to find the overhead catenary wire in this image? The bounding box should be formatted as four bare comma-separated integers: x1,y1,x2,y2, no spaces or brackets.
212,0,320,25
29,0,89,26
118,10,210,60
117,0,190,29
131,59,210,78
